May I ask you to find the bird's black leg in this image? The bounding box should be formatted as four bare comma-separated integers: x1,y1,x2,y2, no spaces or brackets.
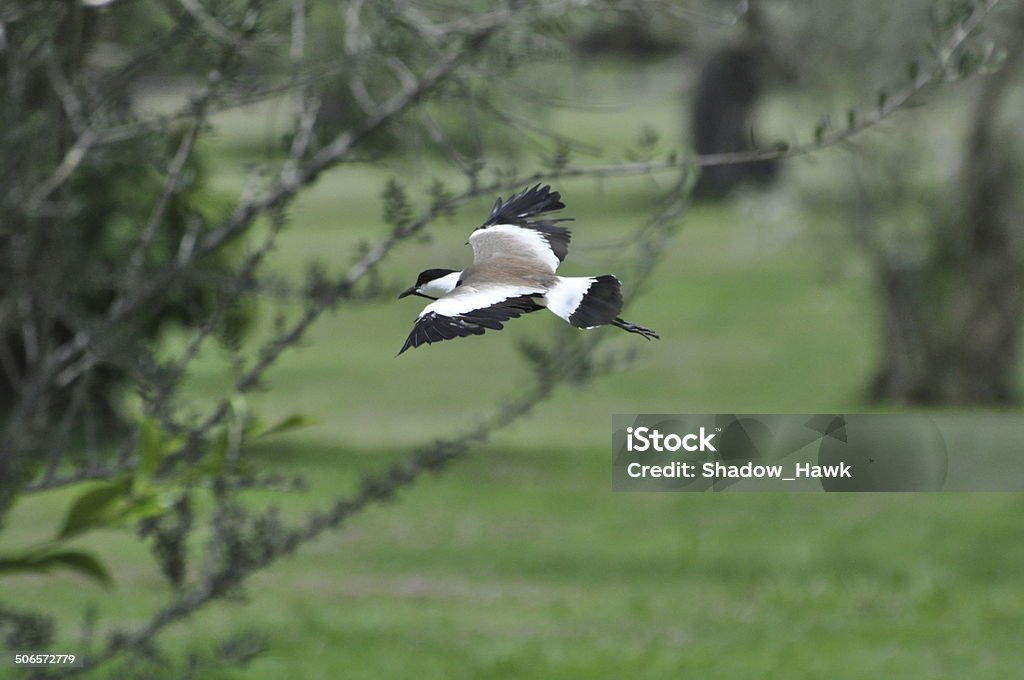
611,317,659,340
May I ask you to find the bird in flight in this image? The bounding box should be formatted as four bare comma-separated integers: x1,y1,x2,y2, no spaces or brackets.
397,184,659,355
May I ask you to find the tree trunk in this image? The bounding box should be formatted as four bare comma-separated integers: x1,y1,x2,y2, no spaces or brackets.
870,7,1024,405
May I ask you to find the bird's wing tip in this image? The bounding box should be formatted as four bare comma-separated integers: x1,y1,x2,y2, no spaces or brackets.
396,337,415,356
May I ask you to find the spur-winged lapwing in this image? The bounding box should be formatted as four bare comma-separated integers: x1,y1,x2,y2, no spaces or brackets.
397,184,659,354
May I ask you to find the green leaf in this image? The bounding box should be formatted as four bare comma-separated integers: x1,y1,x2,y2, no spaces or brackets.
57,478,131,540
255,414,318,440
118,491,176,524
0,548,113,588
33,550,113,589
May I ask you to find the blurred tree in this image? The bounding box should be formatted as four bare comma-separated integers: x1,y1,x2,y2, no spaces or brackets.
0,1,247,436
809,0,1024,404
868,6,1024,404
776,0,1020,405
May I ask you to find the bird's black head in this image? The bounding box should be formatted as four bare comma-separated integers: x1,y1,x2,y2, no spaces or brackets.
416,268,457,287
398,268,459,300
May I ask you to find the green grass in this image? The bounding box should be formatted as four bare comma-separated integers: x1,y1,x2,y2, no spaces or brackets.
3,57,1024,679
8,448,1024,679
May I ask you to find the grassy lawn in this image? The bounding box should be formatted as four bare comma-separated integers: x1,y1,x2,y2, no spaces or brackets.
3,58,1024,679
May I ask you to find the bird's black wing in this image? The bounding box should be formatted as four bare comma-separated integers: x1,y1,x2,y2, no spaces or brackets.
472,184,573,265
398,293,544,355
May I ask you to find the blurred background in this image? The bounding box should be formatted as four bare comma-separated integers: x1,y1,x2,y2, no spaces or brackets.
1,0,1023,678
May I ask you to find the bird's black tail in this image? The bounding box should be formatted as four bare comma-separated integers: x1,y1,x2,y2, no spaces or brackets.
554,275,659,340
611,317,659,340
565,274,623,329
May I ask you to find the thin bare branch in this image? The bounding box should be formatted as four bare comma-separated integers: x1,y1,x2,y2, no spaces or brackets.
119,118,204,304
24,126,97,212
43,45,87,135
167,0,266,50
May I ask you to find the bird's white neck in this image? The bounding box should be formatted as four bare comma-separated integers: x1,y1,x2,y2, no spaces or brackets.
420,271,462,298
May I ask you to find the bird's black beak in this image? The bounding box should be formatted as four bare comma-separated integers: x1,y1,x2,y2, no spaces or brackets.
398,286,417,300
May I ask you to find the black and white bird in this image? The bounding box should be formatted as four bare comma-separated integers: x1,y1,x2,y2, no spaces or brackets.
397,184,659,354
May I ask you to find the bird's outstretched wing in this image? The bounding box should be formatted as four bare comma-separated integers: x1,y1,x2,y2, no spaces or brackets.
398,285,544,354
469,184,573,273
